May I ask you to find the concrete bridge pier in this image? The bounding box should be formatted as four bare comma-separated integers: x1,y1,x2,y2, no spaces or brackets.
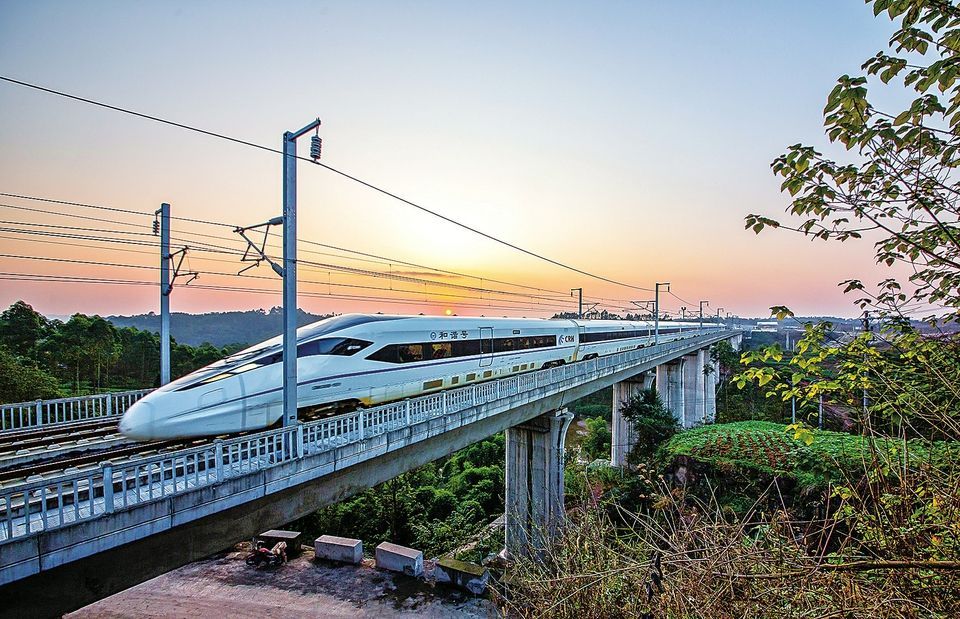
658,359,685,424
611,372,654,466
682,349,707,427
705,353,719,422
505,408,574,557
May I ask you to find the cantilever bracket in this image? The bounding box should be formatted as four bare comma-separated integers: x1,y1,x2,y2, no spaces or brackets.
163,246,200,296
234,217,285,278
582,303,600,318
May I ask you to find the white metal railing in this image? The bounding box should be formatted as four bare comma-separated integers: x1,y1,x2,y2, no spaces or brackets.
0,331,733,543
0,389,153,432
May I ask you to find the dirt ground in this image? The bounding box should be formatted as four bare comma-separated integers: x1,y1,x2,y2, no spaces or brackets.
67,544,495,618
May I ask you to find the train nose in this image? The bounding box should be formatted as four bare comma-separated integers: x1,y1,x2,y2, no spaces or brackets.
119,400,156,441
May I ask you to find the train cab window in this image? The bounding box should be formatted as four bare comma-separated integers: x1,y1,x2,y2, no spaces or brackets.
298,338,372,357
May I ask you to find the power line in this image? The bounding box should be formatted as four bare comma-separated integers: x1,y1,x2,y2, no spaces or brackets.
0,216,570,303
0,192,148,218
0,190,616,301
1,228,651,316
0,272,596,314
0,253,583,313
1,208,585,304
0,202,149,230
0,226,649,315
665,290,695,307
0,75,654,292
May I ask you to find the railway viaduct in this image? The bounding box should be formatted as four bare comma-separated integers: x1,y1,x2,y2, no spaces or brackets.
0,329,740,617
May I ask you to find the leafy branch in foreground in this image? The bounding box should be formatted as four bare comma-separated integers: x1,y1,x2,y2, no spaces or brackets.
746,0,960,322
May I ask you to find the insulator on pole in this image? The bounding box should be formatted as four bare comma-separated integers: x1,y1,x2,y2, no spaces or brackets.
310,134,322,160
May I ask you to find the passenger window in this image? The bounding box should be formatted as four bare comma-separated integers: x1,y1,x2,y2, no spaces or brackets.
429,342,452,359
398,344,424,363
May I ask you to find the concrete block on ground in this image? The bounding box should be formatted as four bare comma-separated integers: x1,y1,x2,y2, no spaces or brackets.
258,530,303,557
435,556,489,595
375,542,423,577
314,535,363,564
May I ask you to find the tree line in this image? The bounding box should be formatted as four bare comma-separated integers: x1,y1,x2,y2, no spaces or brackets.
0,300,244,403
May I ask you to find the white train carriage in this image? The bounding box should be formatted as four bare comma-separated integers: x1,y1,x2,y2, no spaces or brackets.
119,314,718,440
575,319,700,359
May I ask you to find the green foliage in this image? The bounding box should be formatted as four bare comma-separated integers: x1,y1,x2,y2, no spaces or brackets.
737,316,960,439
710,340,738,371
0,346,63,403
295,435,506,557
620,387,680,462
0,300,48,356
662,421,958,489
581,416,611,460
567,386,612,420
708,338,788,424
0,300,246,402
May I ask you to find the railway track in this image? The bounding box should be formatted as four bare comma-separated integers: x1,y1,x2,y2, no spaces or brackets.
0,418,122,453
0,438,202,485
0,423,263,486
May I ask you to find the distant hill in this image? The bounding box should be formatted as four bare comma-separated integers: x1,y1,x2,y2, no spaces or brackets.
107,308,334,348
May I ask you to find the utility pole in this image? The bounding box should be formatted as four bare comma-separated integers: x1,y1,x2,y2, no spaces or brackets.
654,282,670,344
281,118,323,429
154,204,199,387
570,288,583,319
157,203,171,386
699,300,709,331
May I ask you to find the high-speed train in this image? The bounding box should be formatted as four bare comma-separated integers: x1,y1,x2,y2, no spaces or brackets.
119,314,719,440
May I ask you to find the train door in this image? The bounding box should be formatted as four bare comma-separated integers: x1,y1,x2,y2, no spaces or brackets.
576,325,586,360
479,327,493,367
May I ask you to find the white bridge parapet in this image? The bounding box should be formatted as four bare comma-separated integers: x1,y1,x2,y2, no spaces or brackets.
0,330,738,587
0,389,152,432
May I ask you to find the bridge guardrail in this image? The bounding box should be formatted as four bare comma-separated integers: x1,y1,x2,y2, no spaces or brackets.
0,389,153,432
0,331,734,543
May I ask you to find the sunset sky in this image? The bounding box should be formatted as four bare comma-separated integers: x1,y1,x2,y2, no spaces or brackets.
0,1,905,320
